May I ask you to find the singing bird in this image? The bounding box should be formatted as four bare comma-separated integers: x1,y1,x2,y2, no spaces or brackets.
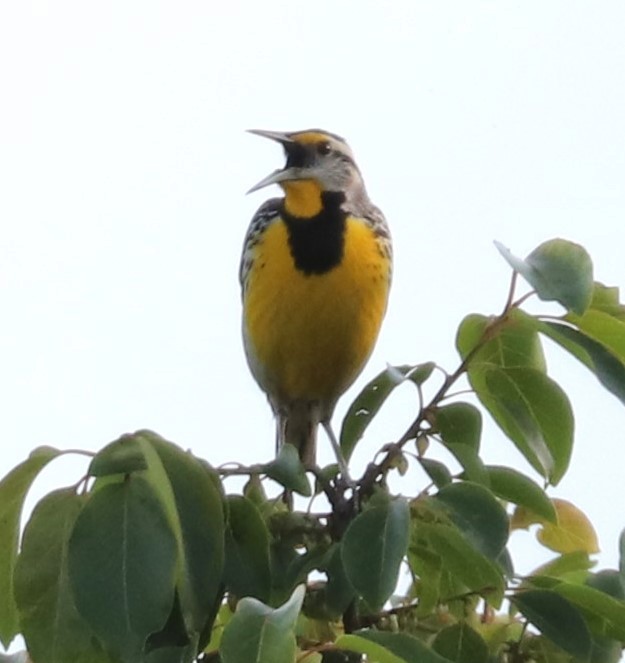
240,129,392,471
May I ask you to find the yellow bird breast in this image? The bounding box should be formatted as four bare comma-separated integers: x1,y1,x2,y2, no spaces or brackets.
243,216,390,407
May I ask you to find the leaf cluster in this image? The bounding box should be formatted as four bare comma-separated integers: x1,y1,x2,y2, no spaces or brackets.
2,239,625,663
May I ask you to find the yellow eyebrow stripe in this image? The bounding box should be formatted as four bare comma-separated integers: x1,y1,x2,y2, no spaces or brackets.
290,131,331,145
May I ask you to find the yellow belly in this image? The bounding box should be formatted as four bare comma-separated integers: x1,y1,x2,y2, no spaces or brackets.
243,216,391,409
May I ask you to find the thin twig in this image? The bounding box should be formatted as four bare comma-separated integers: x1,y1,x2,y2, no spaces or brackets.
217,463,265,477
511,290,536,308
357,277,524,499
502,270,518,313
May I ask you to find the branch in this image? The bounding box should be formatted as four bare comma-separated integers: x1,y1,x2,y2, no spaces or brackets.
357,272,523,499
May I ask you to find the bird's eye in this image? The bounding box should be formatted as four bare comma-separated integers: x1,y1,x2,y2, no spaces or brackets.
317,141,332,156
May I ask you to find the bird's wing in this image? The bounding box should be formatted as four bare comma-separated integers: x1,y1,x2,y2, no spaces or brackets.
239,197,282,297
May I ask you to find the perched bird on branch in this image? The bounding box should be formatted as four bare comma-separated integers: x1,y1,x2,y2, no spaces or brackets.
240,129,392,474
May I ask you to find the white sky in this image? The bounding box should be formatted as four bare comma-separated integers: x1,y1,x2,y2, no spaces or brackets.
2,0,625,638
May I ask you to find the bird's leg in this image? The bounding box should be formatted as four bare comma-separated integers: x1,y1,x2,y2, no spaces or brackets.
322,420,354,487
275,410,287,454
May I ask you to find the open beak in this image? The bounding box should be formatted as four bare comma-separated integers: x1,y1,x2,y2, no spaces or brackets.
247,129,294,145
246,169,296,194
247,129,297,194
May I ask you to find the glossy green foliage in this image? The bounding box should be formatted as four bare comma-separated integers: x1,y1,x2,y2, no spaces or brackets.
69,477,179,661
223,495,271,602
0,446,60,648
541,307,625,408
432,623,489,663
14,489,112,663
434,402,487,484
512,589,592,661
457,312,574,484
2,433,225,663
263,443,311,496
220,585,304,663
342,498,410,612
432,482,509,561
337,630,451,662
496,238,593,314
2,238,625,663
486,465,557,523
340,363,435,461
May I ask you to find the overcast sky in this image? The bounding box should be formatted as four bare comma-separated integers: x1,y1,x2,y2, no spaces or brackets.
2,0,625,635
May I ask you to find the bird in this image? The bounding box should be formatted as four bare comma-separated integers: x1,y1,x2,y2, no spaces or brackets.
240,129,392,474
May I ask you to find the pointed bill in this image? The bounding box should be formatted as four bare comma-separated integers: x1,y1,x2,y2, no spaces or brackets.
246,129,298,194
247,169,295,194
247,129,294,144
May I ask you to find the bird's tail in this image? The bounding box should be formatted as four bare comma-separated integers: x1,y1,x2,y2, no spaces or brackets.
277,402,319,467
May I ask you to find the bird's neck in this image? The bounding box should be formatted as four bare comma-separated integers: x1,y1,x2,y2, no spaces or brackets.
282,190,346,275
282,180,324,218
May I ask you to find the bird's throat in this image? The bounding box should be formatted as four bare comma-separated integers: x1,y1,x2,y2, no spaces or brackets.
282,191,346,275
282,180,324,218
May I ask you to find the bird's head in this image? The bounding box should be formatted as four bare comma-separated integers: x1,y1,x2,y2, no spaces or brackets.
247,129,366,217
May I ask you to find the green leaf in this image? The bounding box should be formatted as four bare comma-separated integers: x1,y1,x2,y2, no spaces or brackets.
143,644,195,663
340,364,434,461
337,630,451,663
122,431,225,652
131,434,182,539
243,475,268,507
224,495,271,602
456,313,488,360
419,521,504,606
497,547,515,578
589,635,622,663
523,622,617,663
522,634,584,663
569,309,625,366
433,482,509,561
342,498,409,612
431,623,489,663
541,321,625,405
141,432,225,635
456,309,546,372
264,444,311,496
88,434,148,477
587,570,625,601
267,537,302,607
68,476,178,662
512,589,592,662
589,282,625,320
405,362,436,386
444,443,488,485
486,465,556,523
554,582,625,641
200,602,232,657
219,584,304,663
0,446,60,648
418,458,452,489
536,499,599,555
269,545,326,610
434,402,482,450
495,238,593,314
14,488,113,663
324,544,357,619
145,593,194,659
407,544,442,617
476,366,573,484
530,551,594,579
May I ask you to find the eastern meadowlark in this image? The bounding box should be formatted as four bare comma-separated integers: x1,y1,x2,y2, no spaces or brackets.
240,129,392,471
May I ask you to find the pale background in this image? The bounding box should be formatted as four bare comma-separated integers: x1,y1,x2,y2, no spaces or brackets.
2,0,625,653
